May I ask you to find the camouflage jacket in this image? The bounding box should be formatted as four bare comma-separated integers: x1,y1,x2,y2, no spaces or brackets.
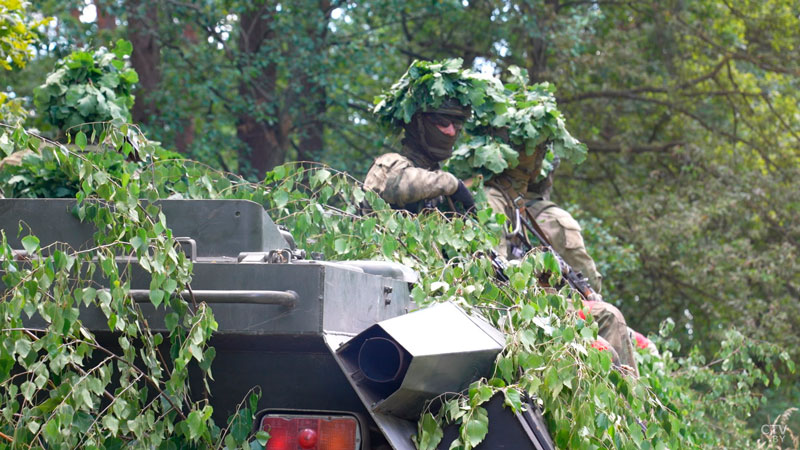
484,185,525,259
363,152,459,209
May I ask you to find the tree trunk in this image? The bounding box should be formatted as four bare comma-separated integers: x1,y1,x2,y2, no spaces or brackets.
94,0,116,30
127,0,161,124
523,0,558,82
295,0,332,163
173,24,197,153
235,2,291,177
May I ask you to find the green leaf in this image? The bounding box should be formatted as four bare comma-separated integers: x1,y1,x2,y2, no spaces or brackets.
75,131,87,150
416,412,443,450
520,304,536,321
114,39,134,57
21,235,40,254
103,415,120,435
76,94,97,117
21,380,36,400
256,431,270,446
542,251,560,275
333,238,348,254
164,312,179,332
273,189,289,208
131,236,145,251
463,407,489,447
503,388,522,411
186,410,205,440
14,338,31,358
149,289,165,307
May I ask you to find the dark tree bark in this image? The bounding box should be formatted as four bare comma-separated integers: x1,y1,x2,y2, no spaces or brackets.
173,24,198,153
127,0,161,124
94,0,116,30
235,1,292,177
295,0,332,163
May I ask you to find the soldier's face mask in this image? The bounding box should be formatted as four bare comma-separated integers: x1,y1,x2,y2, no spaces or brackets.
423,113,465,137
419,113,464,160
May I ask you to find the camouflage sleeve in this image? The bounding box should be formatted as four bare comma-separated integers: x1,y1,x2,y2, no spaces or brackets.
364,153,459,206
485,187,513,259
537,207,604,293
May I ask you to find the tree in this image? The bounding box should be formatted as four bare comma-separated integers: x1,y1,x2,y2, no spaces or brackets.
4,0,799,428
0,0,51,124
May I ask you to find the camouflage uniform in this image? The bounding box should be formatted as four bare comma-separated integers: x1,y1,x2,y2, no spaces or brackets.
585,300,637,374
484,186,515,258
524,167,637,374
483,148,637,373
483,149,546,259
365,99,470,211
364,151,459,209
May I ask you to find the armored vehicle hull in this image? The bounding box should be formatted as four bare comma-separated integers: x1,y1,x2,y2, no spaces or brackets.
0,198,553,450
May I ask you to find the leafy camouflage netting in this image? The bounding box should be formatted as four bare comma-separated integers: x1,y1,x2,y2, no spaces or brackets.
449,67,586,180
373,58,497,131
33,40,138,134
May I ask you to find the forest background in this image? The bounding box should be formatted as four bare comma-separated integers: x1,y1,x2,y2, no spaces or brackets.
1,0,798,441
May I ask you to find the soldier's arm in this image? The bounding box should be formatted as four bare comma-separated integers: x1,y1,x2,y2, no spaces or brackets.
364,153,460,206
383,167,459,206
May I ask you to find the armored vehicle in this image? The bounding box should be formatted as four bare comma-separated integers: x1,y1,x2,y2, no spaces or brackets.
0,198,553,450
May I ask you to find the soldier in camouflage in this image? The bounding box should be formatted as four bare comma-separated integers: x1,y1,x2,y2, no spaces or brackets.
483,144,547,259
364,98,476,212
478,142,638,373
524,157,638,374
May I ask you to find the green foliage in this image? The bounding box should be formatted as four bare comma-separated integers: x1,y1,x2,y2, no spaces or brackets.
1,123,793,449
0,0,50,71
448,135,518,179
33,40,138,135
2,0,799,443
0,124,259,448
0,92,27,125
0,0,51,125
373,58,494,131
563,204,640,293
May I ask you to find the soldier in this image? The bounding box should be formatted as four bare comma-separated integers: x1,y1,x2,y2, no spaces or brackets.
478,148,636,373
364,98,475,212
525,157,638,374
365,58,488,213
483,142,547,259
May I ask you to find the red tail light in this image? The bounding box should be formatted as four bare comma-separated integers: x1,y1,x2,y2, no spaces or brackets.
261,414,360,450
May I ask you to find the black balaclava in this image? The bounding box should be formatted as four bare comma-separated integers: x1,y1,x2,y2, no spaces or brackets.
402,98,470,168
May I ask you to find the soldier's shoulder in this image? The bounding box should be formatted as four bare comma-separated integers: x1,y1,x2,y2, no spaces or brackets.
365,153,413,192
483,184,504,198
372,152,413,168
483,185,511,212
543,206,581,230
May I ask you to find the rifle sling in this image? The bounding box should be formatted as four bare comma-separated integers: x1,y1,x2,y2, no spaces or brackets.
487,179,555,249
